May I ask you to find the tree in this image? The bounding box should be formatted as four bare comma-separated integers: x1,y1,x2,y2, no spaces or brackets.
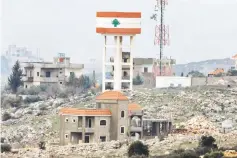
128,141,149,157
133,74,143,85
8,60,23,93
68,72,76,85
187,71,205,77
226,69,237,76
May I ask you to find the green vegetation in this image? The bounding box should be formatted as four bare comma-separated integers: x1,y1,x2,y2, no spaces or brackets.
133,74,144,85
1,143,11,153
8,60,23,93
203,151,224,158
128,141,149,157
187,71,205,77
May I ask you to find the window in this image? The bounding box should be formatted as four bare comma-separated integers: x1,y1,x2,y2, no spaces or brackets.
25,85,28,88
100,120,106,126
60,68,62,70
60,82,62,84
60,71,62,74
120,127,125,134
37,72,39,76
97,103,101,109
65,118,69,122
70,72,75,75
46,72,51,77
144,67,148,73
30,71,32,77
72,119,76,123
121,111,125,118
100,136,106,142
65,134,68,139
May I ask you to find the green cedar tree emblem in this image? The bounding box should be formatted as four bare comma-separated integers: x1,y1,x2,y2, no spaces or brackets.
112,19,120,27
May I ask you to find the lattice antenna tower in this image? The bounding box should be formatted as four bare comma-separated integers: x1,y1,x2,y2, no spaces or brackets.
150,0,169,76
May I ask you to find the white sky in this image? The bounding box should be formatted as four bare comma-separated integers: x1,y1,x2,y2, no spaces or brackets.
1,0,237,67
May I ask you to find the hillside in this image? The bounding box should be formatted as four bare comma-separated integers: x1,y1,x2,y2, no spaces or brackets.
174,58,235,76
1,86,237,157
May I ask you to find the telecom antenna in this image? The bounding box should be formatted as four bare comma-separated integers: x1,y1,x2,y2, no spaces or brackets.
151,0,169,76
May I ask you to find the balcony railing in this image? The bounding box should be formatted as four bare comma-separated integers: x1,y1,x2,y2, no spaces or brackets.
130,126,143,132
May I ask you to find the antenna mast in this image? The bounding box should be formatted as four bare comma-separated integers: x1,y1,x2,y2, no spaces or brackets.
151,0,169,76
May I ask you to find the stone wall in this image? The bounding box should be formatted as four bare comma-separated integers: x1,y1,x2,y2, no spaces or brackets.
134,74,237,89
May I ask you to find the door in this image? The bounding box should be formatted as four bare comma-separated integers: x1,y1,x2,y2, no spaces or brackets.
85,135,90,143
88,119,92,128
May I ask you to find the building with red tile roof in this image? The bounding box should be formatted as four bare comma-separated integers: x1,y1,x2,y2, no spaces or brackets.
59,90,172,145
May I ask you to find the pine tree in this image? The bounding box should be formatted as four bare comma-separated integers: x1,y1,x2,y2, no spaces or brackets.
8,60,23,93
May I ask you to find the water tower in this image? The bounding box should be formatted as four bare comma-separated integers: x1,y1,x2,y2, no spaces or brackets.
96,12,141,92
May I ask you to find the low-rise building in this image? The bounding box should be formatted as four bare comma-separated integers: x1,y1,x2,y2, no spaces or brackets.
22,55,84,88
208,68,225,77
59,91,172,145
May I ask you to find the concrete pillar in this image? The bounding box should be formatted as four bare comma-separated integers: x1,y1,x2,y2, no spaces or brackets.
102,36,106,92
114,36,122,90
82,116,86,143
130,36,134,90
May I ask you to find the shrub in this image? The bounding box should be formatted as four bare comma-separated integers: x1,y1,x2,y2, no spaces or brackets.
1,143,11,153
39,85,47,92
58,91,68,98
39,104,48,111
128,141,149,157
2,112,11,121
178,150,199,158
38,141,46,150
2,96,22,108
133,74,143,85
27,86,41,95
203,151,223,158
199,136,216,148
17,86,27,95
195,146,211,156
24,95,41,104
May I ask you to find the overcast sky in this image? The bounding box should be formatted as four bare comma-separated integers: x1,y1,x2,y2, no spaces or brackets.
1,0,237,67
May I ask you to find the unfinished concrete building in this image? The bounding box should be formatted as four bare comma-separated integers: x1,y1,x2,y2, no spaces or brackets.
59,91,172,145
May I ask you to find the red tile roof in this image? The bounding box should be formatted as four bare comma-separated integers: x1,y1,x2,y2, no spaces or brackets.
208,68,224,75
59,108,112,116
96,91,128,101
128,103,142,111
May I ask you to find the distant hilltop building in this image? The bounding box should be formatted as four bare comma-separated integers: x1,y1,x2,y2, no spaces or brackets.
233,54,237,70
22,53,84,88
133,56,176,77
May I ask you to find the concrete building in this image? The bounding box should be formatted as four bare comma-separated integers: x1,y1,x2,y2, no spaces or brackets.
59,91,172,145
96,11,141,92
208,68,225,77
133,56,176,77
233,54,237,70
22,55,84,88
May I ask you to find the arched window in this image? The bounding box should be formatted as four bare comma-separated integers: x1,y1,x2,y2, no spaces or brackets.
121,111,125,118
100,120,106,126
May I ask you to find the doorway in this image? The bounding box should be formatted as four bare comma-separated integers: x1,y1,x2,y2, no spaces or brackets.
85,135,90,143
88,118,92,128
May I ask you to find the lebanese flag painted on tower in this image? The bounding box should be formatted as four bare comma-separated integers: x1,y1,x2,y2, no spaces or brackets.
96,12,141,35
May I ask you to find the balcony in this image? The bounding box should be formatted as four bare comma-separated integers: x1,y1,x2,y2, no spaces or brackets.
85,128,94,133
130,126,143,132
122,76,130,80
23,76,34,82
40,77,58,83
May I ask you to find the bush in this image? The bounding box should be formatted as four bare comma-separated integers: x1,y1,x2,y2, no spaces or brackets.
39,85,47,92
199,136,216,148
2,96,22,108
195,146,212,156
1,143,11,153
24,95,41,104
203,151,223,158
17,86,27,95
38,141,46,150
27,86,41,95
58,91,68,98
128,141,149,157
2,112,11,121
1,137,5,143
178,150,199,158
133,74,143,85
